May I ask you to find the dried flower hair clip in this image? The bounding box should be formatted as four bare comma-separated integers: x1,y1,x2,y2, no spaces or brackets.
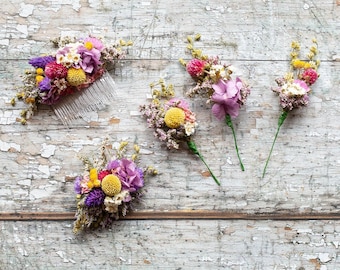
140,78,220,185
73,139,157,234
11,35,132,125
180,35,251,171
262,39,320,178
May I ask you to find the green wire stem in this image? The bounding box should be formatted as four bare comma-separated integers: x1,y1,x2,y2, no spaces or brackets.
225,114,245,171
262,111,289,178
187,140,221,186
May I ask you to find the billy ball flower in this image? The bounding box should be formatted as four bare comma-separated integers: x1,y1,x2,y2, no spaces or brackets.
101,174,122,196
66,67,86,86
164,107,186,128
186,58,206,78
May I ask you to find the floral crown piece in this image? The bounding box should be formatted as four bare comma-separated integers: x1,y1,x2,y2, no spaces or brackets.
180,35,251,171
140,79,220,186
262,39,320,178
73,139,157,233
11,35,132,125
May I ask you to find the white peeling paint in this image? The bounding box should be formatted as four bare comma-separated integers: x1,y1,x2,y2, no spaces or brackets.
40,143,56,158
0,140,21,152
19,3,34,17
38,165,50,177
16,24,28,36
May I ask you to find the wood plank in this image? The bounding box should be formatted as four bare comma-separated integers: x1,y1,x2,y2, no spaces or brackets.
1,210,340,221
1,219,340,268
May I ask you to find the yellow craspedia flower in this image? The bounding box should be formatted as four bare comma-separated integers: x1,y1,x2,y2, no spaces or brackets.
101,174,122,196
291,59,306,69
67,68,86,86
84,41,93,50
35,75,44,84
164,107,185,129
36,68,44,75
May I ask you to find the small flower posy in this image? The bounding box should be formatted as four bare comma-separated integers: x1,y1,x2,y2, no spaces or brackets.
140,78,220,185
11,35,132,124
262,39,320,178
73,140,157,234
180,35,251,171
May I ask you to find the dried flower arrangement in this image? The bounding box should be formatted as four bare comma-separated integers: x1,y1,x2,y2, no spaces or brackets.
180,34,251,171
73,139,157,233
262,39,320,178
140,78,220,185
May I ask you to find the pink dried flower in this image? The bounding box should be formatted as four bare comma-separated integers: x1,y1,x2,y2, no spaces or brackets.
45,61,68,79
302,68,318,85
186,59,206,78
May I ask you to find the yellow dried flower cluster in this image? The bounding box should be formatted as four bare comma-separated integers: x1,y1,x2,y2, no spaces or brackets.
290,39,320,71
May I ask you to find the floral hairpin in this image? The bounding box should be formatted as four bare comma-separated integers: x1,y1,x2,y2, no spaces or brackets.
73,139,157,234
262,39,320,178
140,78,220,185
11,35,132,125
180,35,251,171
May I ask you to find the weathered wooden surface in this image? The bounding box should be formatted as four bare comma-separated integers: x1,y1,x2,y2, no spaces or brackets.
1,0,340,269
1,219,340,269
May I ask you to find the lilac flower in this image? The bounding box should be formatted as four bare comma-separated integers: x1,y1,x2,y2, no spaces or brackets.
85,188,105,207
211,78,243,120
29,55,55,68
107,159,144,192
78,46,102,74
74,176,82,194
106,159,120,170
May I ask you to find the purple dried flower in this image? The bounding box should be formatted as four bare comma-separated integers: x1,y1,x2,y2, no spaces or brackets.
107,159,144,192
74,176,82,194
29,55,55,69
85,188,105,207
38,77,51,91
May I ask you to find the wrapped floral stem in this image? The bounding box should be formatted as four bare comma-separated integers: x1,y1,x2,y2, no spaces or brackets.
187,140,220,186
262,39,320,178
140,78,220,185
225,114,244,171
262,111,288,178
180,35,251,171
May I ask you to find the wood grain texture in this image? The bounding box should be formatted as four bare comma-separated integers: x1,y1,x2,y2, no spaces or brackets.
1,220,340,269
1,0,340,269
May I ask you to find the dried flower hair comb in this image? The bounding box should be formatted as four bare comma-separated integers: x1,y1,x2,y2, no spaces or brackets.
11,35,132,125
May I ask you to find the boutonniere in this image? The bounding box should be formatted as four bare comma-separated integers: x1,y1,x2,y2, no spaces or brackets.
262,39,320,178
140,78,220,185
73,139,157,234
11,35,131,125
180,35,251,171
